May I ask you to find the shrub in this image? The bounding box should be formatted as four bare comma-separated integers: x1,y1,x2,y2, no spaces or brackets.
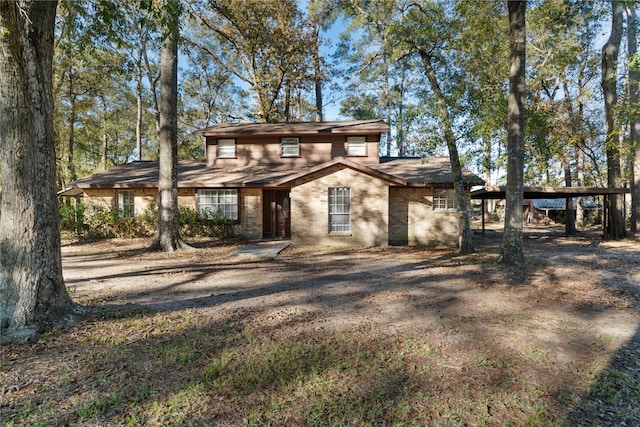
64,202,234,240
179,206,235,238
59,201,85,235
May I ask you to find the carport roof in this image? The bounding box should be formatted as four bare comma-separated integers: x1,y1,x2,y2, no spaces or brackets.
471,186,629,200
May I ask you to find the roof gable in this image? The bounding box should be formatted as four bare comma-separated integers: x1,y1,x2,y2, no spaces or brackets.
275,157,407,187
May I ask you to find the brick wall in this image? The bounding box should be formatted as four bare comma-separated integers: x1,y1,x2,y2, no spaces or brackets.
240,188,262,238
290,166,389,247
84,188,196,216
389,187,460,246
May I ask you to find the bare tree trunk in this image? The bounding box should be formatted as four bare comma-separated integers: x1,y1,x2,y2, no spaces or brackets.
313,25,323,122
482,133,494,215
419,51,474,254
136,51,144,161
99,94,108,170
383,51,392,157
143,40,161,136
151,0,188,253
562,154,576,235
627,3,640,233
576,148,585,226
284,80,291,122
67,73,77,182
602,0,626,239
498,0,526,266
0,1,79,343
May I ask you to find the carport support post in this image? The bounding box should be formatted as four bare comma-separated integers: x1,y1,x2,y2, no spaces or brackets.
603,195,608,239
482,197,486,237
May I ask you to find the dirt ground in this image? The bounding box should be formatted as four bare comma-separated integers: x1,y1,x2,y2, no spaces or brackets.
61,225,640,340
4,223,640,425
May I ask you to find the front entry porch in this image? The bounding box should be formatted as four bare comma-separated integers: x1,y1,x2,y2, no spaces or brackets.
262,189,291,238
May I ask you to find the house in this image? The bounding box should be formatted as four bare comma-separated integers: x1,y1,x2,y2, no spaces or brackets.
62,120,483,247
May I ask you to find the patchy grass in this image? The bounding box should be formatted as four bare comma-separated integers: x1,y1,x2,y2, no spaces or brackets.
2,304,639,426
2,229,640,425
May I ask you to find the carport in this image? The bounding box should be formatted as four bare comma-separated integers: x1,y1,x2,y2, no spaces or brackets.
470,186,630,237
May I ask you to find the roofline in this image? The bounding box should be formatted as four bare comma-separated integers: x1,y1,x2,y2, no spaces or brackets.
274,157,407,187
194,120,390,137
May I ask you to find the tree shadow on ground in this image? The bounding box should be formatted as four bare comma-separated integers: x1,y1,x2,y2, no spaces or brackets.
567,326,640,426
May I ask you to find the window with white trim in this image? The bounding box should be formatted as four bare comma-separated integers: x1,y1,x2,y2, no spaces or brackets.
329,187,350,233
217,138,236,158
433,189,459,211
281,137,300,157
116,190,135,218
198,189,238,220
346,136,366,156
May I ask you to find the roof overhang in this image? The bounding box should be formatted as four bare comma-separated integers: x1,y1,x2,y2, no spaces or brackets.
57,187,85,197
194,120,390,137
471,186,630,200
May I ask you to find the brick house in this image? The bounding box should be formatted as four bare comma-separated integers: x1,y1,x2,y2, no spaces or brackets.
62,120,483,246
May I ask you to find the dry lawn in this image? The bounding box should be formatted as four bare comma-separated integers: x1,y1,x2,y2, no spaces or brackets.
2,225,640,426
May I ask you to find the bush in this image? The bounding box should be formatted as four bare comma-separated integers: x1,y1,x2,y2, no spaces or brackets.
179,206,235,238
62,202,234,240
60,201,85,235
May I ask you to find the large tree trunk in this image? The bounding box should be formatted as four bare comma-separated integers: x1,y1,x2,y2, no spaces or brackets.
312,25,324,122
498,0,526,266
602,0,626,239
419,51,474,254
627,3,640,234
0,1,79,343
151,0,188,253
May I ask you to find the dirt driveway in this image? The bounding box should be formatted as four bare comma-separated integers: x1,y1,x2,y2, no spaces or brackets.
62,228,640,337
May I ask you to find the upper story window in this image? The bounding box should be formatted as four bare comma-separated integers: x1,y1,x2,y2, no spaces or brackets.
433,189,459,211
281,137,300,157
217,138,236,158
116,190,135,218
346,136,366,156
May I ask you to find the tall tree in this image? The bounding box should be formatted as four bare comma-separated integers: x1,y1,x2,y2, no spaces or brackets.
627,2,640,234
0,0,79,343
193,0,312,122
498,0,526,265
601,0,626,239
152,0,188,252
307,0,338,122
389,1,475,254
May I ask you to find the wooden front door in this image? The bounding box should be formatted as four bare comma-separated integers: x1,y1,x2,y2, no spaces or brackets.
263,190,291,238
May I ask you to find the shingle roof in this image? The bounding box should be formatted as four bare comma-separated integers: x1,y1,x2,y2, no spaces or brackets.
194,120,390,137
374,157,485,186
63,157,483,193
67,160,313,189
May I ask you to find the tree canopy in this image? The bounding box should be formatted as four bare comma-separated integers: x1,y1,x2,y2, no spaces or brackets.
44,0,638,237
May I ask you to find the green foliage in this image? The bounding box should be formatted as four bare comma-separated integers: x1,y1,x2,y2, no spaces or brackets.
178,206,235,238
60,202,234,240
59,201,85,234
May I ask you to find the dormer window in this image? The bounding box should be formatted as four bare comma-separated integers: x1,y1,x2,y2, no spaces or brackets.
281,137,300,157
346,136,366,156
217,138,236,158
